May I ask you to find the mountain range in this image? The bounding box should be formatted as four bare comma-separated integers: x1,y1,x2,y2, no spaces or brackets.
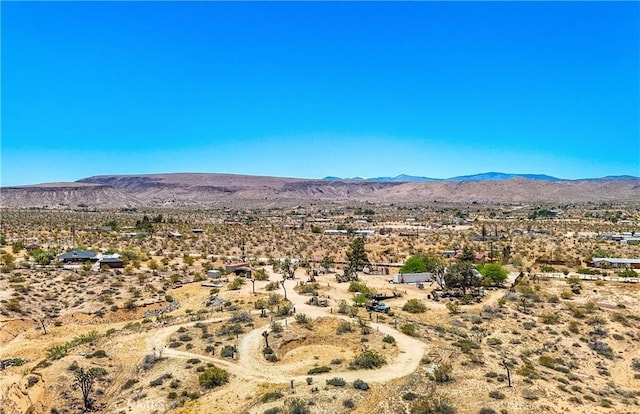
1,172,639,208
324,172,639,182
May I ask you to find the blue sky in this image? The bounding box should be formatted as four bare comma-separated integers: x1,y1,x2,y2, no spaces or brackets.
2,1,639,186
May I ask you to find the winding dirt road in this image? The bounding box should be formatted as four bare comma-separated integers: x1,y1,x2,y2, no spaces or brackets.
151,279,426,385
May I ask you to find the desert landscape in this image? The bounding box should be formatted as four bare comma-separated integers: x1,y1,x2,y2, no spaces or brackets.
1,174,640,414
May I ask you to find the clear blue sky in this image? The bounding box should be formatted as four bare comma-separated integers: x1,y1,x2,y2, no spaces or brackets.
2,1,639,186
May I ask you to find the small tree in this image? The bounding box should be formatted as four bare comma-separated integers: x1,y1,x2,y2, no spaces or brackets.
479,263,508,286
74,367,106,411
320,255,335,273
346,237,370,272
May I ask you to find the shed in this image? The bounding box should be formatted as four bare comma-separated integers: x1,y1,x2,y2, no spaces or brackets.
207,269,222,279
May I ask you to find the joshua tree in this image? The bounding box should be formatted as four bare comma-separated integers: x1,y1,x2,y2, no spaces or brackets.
74,367,105,411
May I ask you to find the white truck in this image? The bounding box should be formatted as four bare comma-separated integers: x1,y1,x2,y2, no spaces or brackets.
392,272,434,284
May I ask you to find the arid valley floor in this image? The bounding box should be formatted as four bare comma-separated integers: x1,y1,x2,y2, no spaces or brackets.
1,177,640,414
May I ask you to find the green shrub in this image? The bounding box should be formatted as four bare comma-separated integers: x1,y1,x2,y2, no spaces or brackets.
122,379,138,390
336,321,354,334
410,394,456,414
198,366,229,388
400,323,418,337
489,390,505,399
486,337,502,346
382,334,396,344
221,345,235,358
307,366,331,375
349,350,386,370
326,377,346,387
353,379,370,390
432,363,453,383
260,390,284,403
402,299,427,314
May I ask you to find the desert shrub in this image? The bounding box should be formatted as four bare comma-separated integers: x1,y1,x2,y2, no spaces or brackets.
403,298,427,313
348,282,375,298
599,399,613,408
271,321,283,333
353,379,370,390
486,337,502,346
521,388,538,400
276,303,292,316
336,320,354,334
337,300,350,314
539,313,560,324
90,350,107,358
326,377,346,387
228,277,245,290
382,334,396,344
26,376,39,387
631,359,640,372
478,409,497,414
198,366,229,388
260,390,284,403
218,323,244,337
265,282,279,291
410,394,456,414
343,398,355,409
229,311,253,323
265,353,278,362
489,390,505,400
349,349,386,370
589,341,613,359
454,339,479,354
403,392,419,401
307,366,331,375
46,344,67,360
296,282,319,295
400,323,418,337
432,363,453,383
330,358,343,365
517,362,538,380
221,345,235,358
285,397,309,414
446,301,460,315
538,355,555,369
150,373,172,387
263,408,282,414
294,313,310,325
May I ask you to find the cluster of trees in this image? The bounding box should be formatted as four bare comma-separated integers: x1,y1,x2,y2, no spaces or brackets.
399,250,508,292
399,254,444,274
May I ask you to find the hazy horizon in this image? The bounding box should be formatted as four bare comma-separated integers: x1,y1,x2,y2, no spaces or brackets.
2,2,639,186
